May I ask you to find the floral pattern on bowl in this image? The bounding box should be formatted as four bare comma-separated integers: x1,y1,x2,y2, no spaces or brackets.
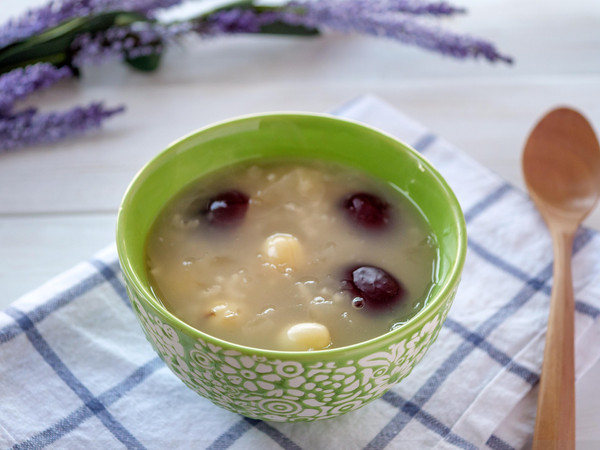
127,283,456,422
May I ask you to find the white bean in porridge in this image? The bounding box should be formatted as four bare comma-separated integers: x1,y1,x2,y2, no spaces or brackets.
145,159,439,351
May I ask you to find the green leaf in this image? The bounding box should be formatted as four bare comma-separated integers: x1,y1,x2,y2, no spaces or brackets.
204,0,256,16
257,22,319,37
126,53,162,71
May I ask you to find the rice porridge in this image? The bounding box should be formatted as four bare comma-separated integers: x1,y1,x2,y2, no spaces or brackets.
145,159,439,351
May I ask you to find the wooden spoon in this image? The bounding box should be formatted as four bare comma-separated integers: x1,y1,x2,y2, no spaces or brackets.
522,107,600,449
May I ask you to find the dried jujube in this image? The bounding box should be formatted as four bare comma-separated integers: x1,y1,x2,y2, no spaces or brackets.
342,192,390,230
343,265,404,311
204,190,249,227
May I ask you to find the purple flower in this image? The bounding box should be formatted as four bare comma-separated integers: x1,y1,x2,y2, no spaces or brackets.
289,0,466,16
0,63,72,114
0,0,184,49
0,63,123,151
0,102,125,152
69,21,193,67
387,0,466,16
279,0,512,63
198,9,284,35
195,2,460,36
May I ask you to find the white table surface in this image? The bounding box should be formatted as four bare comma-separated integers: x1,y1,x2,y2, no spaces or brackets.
1,0,599,445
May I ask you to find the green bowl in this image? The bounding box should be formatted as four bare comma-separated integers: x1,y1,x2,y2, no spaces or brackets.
116,113,466,422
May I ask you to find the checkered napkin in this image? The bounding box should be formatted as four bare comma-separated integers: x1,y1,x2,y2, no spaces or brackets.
2,96,600,450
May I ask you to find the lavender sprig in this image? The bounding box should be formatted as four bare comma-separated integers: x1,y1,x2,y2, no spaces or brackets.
0,62,72,114
0,62,124,150
193,1,509,63
0,0,184,49
388,0,466,16
290,0,467,16
0,103,125,152
279,1,512,63
199,8,285,35
70,22,192,67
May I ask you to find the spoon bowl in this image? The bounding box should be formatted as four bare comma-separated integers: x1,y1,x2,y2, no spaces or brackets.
524,108,600,226
522,107,600,449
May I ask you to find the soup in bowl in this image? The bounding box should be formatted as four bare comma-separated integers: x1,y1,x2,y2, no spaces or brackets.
116,113,466,422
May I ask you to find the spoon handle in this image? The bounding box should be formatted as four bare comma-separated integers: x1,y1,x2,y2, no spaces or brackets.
532,229,576,449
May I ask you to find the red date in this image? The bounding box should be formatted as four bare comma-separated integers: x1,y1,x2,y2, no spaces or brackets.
343,265,404,311
205,190,249,227
342,192,390,230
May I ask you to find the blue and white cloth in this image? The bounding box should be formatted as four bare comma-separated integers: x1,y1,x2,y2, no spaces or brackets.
1,96,599,449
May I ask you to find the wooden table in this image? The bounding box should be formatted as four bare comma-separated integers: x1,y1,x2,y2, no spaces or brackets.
1,0,599,444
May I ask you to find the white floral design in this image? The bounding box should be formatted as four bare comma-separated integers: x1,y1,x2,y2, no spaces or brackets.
128,287,456,422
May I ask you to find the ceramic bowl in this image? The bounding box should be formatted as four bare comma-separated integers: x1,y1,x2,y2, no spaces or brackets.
116,113,466,422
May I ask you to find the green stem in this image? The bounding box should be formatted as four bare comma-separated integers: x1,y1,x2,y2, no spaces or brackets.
0,11,147,74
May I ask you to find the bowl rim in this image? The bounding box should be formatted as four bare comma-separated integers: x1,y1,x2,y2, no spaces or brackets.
116,111,467,359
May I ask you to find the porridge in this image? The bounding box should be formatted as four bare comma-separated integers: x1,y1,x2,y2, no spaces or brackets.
145,159,439,351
